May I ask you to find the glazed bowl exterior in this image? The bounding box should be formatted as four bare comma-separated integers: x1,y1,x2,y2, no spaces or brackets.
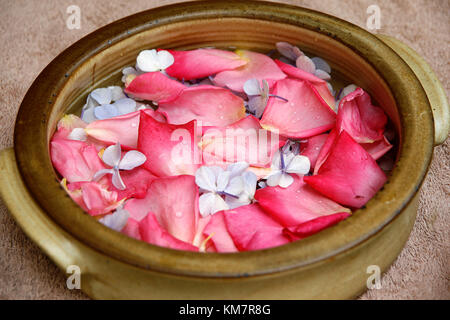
1,0,448,299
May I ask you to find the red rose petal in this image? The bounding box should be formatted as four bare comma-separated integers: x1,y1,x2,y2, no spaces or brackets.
165,48,247,80
304,131,387,208
283,212,351,241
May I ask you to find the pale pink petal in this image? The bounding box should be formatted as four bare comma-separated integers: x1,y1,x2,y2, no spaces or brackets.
125,175,199,244
50,139,106,183
158,85,246,126
53,114,87,140
139,212,198,251
260,78,336,139
85,111,140,149
202,212,238,252
214,50,286,92
275,59,336,111
201,115,285,167
361,135,393,160
66,181,123,216
121,218,141,240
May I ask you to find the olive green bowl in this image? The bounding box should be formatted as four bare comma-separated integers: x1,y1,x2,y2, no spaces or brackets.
0,0,448,299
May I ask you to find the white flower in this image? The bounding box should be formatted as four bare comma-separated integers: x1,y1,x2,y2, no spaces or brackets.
93,143,147,190
276,42,332,80
195,162,257,217
81,86,131,123
99,207,130,231
136,49,174,73
265,147,310,188
243,79,288,118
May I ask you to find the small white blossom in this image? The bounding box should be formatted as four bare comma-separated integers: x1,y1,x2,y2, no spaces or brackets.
93,143,146,190
136,49,174,73
243,79,288,118
195,162,257,217
276,42,332,80
99,207,130,231
265,147,310,188
81,86,131,123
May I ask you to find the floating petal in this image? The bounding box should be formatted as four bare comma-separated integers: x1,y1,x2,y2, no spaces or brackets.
139,212,198,251
50,139,105,183
283,212,350,241
203,212,238,253
260,78,335,138
138,111,199,177
125,175,199,244
214,50,286,92
304,131,387,208
336,88,387,143
275,59,335,111
158,85,245,126
223,204,289,251
165,48,247,80
124,71,185,102
255,176,351,227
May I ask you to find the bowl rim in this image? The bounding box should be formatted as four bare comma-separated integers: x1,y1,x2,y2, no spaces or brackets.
13,0,434,277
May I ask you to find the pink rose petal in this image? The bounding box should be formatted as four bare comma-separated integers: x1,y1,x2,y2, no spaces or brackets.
138,110,200,177
275,59,336,111
122,218,141,240
85,109,166,150
336,88,388,143
260,78,336,139
66,181,123,216
164,48,247,80
124,71,185,102
139,212,198,251
223,204,290,251
201,115,285,167
254,176,351,227
50,139,106,183
304,131,387,208
203,212,238,253
125,175,199,244
299,133,329,170
158,85,246,126
361,135,393,160
214,50,286,92
283,212,351,241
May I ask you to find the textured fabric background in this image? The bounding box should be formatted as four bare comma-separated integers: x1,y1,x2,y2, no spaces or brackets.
0,0,448,299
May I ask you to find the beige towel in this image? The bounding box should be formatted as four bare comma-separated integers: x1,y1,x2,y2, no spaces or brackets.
0,0,448,299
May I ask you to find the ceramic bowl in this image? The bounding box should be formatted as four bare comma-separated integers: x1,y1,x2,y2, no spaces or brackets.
1,0,448,299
